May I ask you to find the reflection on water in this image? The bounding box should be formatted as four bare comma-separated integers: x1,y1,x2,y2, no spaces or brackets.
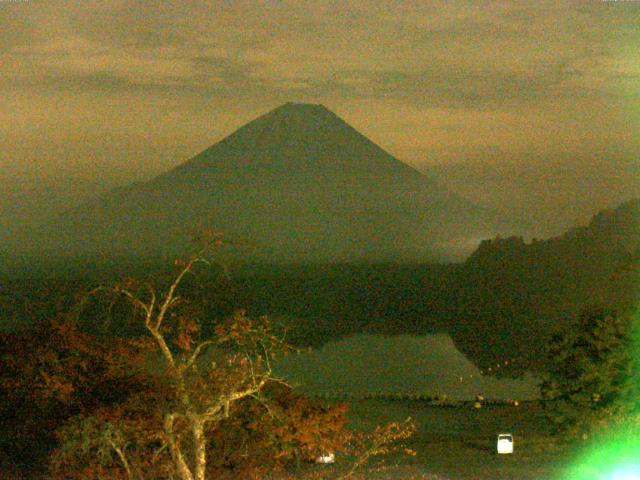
275,333,539,401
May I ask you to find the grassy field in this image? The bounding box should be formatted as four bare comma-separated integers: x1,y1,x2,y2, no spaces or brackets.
336,399,571,480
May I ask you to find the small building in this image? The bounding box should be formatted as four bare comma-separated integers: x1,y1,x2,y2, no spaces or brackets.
497,433,514,454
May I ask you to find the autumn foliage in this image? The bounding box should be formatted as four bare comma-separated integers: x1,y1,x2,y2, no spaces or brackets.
0,314,151,475
0,234,419,479
0,237,354,479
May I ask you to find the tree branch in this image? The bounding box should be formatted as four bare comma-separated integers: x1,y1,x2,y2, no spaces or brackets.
156,252,206,331
107,439,134,480
182,340,216,372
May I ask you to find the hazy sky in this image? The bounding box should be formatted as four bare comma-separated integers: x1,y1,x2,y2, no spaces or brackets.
1,0,639,228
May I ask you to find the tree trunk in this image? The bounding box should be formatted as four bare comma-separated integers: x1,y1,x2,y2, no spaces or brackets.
192,419,207,480
165,415,194,480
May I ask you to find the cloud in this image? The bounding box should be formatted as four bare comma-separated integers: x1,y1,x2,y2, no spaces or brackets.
1,0,636,106
0,0,638,180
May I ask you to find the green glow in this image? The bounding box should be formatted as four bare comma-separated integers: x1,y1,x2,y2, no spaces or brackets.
563,312,640,479
563,427,640,479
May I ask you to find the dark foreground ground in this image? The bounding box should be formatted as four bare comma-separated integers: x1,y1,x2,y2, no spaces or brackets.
314,399,571,480
2,400,571,479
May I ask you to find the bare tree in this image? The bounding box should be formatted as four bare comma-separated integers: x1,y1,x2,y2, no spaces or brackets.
90,233,289,480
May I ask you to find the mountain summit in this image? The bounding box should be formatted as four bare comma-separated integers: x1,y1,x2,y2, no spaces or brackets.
19,103,491,266
159,102,425,185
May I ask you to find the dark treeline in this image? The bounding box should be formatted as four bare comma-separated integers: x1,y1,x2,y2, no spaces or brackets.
2,200,638,377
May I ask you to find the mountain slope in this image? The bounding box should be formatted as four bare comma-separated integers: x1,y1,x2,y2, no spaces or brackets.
446,198,640,372
17,103,490,266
